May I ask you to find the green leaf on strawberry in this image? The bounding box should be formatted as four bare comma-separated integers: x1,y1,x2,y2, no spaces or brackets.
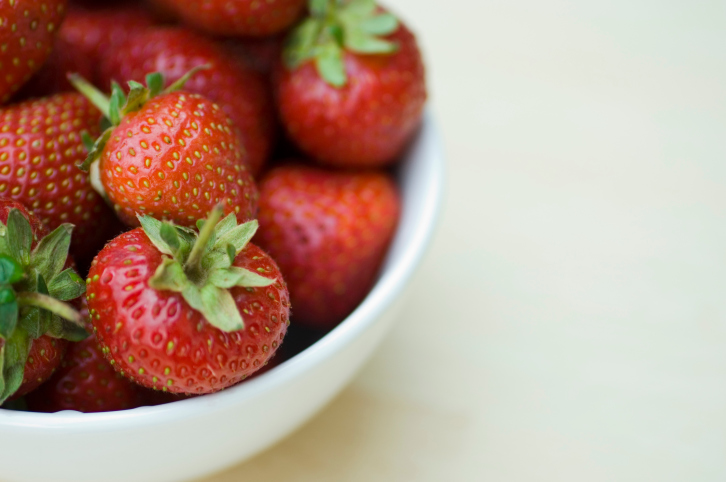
68,66,209,175
284,0,399,86
142,206,274,333
0,202,87,404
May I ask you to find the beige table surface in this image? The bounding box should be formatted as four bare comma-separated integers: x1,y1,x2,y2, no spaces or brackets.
202,1,726,480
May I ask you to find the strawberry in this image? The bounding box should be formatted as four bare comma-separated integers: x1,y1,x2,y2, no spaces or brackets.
14,37,95,98
99,28,275,177
26,333,146,412
70,70,259,228
13,334,68,398
276,0,426,168
153,0,305,37
0,198,86,404
255,164,399,329
0,0,68,104
86,206,290,394
0,92,120,261
58,4,155,77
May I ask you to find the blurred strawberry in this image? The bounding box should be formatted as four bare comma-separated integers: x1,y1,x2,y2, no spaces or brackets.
0,0,68,104
58,4,155,87
256,164,400,329
26,333,146,412
153,0,305,37
15,38,95,99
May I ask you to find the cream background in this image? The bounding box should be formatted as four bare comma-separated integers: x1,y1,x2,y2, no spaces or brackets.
203,0,726,480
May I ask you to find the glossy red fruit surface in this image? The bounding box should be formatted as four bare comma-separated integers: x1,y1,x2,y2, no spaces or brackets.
100,91,258,227
155,0,305,37
86,229,290,394
0,0,68,103
14,335,68,398
100,28,275,176
256,164,400,329
26,334,145,412
275,23,426,168
0,93,118,258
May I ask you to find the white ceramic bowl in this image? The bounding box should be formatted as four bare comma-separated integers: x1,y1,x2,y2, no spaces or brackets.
0,113,444,482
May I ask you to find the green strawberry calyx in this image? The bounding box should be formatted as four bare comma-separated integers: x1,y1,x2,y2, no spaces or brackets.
0,209,87,404
67,66,209,198
284,0,400,87
139,205,275,333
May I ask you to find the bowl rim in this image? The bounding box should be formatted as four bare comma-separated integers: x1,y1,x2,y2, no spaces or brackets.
0,111,445,431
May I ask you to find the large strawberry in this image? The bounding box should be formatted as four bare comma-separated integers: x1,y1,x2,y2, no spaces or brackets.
0,198,86,404
26,333,146,412
153,0,305,37
256,164,399,329
99,28,275,177
86,206,290,394
276,0,426,168
0,0,68,104
70,71,259,228
0,92,119,262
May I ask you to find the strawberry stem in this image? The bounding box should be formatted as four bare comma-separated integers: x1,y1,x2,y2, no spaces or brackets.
184,205,225,277
163,64,211,94
67,73,111,119
15,292,84,328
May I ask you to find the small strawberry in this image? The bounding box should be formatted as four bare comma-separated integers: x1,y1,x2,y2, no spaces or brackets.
13,334,68,398
99,28,275,177
256,164,400,329
0,198,86,404
26,333,146,412
0,92,119,261
153,0,305,37
0,0,68,104
70,70,259,228
86,206,290,394
276,0,426,168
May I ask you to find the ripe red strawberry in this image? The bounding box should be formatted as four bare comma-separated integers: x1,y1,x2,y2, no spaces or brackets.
153,0,305,37
276,1,426,168
14,37,95,98
0,198,86,403
71,72,259,228
13,334,68,398
0,0,68,104
256,164,400,329
59,5,155,79
0,93,120,260
86,206,290,394
26,333,146,412
100,28,275,176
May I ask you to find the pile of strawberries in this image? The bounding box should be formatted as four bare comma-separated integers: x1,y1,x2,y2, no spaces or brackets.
0,0,425,413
